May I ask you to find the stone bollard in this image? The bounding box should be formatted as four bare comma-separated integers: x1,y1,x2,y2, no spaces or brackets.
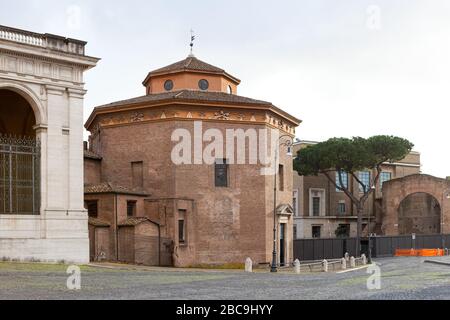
245,257,253,273
322,259,328,273
345,252,350,262
362,254,367,265
294,259,301,274
350,256,356,268
341,257,347,270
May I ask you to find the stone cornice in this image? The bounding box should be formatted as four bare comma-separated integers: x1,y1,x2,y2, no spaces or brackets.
0,71,85,90
85,100,301,132
0,40,99,70
87,105,297,137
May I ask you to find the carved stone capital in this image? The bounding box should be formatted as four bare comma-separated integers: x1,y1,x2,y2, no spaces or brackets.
33,124,48,133
67,88,87,98
46,85,65,96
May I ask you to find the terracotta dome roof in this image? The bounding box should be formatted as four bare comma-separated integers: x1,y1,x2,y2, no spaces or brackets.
142,56,240,85
150,56,224,74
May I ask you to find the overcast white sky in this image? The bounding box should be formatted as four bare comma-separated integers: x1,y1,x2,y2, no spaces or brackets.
1,0,449,177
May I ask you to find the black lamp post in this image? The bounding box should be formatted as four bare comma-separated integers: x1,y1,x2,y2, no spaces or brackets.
367,185,376,264
271,135,294,273
367,214,373,264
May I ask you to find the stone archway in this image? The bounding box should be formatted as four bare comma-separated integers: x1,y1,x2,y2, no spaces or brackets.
0,82,45,127
382,174,450,235
0,89,41,215
0,89,37,136
398,193,441,235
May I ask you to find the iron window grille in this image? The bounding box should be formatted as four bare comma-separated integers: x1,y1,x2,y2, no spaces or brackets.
0,134,40,215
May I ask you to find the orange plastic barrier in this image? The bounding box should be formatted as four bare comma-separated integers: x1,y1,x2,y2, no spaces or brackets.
420,249,444,257
395,249,417,257
395,249,444,257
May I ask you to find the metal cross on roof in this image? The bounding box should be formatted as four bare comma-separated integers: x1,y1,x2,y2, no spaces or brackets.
189,29,196,56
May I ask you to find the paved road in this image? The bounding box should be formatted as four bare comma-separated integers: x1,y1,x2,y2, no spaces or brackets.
0,257,449,300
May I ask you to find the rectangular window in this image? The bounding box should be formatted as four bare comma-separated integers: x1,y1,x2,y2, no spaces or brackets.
178,219,185,244
215,159,229,187
337,224,350,238
335,171,348,192
338,202,346,215
359,171,371,193
312,197,320,216
127,201,136,217
293,225,298,240
380,172,392,189
278,164,284,191
131,161,143,188
178,209,186,244
85,200,98,218
312,226,321,238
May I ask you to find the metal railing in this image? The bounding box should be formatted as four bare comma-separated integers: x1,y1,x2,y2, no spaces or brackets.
0,134,40,215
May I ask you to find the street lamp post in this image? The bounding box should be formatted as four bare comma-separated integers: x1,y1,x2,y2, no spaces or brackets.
367,215,372,264
441,191,450,251
367,185,376,264
270,146,278,273
271,135,293,273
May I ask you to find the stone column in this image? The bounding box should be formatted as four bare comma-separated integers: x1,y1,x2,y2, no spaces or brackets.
67,88,87,212
45,85,68,212
34,124,48,238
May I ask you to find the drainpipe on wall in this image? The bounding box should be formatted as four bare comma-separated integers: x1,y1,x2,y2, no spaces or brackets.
158,224,161,266
115,193,119,261
442,189,448,250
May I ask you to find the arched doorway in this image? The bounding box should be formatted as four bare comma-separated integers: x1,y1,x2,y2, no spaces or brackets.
0,89,40,215
398,192,441,235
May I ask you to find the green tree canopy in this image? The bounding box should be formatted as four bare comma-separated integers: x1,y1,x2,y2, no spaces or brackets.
294,136,414,177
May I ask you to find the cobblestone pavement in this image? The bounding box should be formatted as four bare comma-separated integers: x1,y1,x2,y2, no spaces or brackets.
0,256,449,300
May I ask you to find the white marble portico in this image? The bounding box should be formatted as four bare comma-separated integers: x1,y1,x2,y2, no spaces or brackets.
0,25,99,263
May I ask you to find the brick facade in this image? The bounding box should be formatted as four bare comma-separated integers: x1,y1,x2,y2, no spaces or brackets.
84,56,300,267
382,174,450,235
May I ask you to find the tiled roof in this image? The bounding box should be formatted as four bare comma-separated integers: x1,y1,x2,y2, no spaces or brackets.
149,56,225,75
119,217,159,227
94,89,272,110
84,182,148,196
84,149,102,160
142,56,240,85
88,217,110,227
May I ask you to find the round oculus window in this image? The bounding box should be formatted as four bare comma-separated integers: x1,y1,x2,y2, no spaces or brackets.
164,80,174,91
198,79,209,91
